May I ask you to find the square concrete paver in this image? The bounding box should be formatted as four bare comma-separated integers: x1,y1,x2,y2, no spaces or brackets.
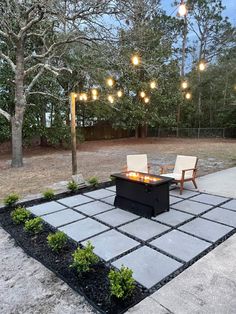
106,186,116,192
74,201,114,216
153,209,193,227
119,218,170,241
27,201,66,216
170,189,199,199
42,209,85,227
58,195,92,207
170,196,182,205
82,229,139,261
221,200,236,211
84,189,115,200
172,200,212,215
59,218,109,242
202,207,236,228
95,208,139,227
102,195,115,205
150,230,210,262
112,246,182,289
190,194,228,206
179,218,233,242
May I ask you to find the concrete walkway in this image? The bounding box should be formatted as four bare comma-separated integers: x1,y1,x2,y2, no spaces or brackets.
128,167,236,314
186,167,236,198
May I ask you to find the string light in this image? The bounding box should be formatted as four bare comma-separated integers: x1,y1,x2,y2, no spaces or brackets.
178,1,187,16
91,89,98,96
117,90,123,98
92,95,98,100
181,81,188,89
144,97,150,104
131,54,140,66
198,61,206,71
185,92,191,100
106,78,114,87
150,81,157,89
140,91,146,98
108,95,114,104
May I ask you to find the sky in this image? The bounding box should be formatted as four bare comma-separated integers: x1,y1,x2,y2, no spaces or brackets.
161,0,236,25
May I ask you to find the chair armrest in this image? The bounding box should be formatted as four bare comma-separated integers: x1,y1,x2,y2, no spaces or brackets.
181,168,197,180
159,164,175,174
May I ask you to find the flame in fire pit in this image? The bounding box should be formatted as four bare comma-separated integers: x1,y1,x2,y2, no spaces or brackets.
126,172,162,183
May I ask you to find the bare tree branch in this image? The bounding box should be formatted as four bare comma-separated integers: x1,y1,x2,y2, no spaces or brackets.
0,108,11,121
28,91,67,102
0,51,16,73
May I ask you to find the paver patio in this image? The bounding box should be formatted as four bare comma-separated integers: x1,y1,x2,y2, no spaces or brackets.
27,187,236,290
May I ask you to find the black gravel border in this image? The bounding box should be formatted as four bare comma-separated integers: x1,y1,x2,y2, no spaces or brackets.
1,184,236,313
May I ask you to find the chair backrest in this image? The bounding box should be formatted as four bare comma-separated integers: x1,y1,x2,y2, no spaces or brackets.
127,154,148,173
174,155,198,177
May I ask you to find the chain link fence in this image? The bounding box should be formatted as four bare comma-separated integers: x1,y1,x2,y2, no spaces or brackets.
147,128,236,138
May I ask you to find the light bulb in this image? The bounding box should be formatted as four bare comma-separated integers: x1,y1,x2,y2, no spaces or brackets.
150,81,157,89
91,89,98,96
117,90,123,97
181,81,188,89
185,92,191,100
108,95,114,104
107,78,114,87
131,55,140,66
178,3,187,16
198,62,206,71
140,91,146,98
144,97,150,104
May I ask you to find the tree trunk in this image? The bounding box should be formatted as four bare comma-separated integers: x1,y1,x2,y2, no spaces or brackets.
12,39,26,167
11,106,25,167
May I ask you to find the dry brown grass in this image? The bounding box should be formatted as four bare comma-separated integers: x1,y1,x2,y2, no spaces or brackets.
0,138,235,202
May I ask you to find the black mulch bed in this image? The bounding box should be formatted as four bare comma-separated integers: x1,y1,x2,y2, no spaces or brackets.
0,205,148,314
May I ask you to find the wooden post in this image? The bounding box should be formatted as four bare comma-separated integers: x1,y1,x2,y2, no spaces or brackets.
70,93,77,175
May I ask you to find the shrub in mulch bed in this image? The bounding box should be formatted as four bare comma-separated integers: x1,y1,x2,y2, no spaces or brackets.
0,206,147,314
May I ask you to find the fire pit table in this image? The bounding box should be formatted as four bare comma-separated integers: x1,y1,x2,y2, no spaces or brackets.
112,171,173,218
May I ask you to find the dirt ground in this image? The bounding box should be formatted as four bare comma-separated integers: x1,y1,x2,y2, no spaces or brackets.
0,138,236,202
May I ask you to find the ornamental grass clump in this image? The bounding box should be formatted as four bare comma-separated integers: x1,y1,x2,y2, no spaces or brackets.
24,217,43,234
88,176,99,187
3,193,20,207
42,188,55,200
67,180,78,192
109,266,135,299
71,242,99,273
11,207,31,224
47,231,68,252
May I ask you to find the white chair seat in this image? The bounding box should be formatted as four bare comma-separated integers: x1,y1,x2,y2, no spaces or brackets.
161,173,192,180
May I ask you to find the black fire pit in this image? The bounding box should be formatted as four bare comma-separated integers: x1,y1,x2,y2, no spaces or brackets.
112,171,173,218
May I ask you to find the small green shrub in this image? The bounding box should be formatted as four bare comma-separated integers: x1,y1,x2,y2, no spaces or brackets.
47,231,68,252
42,188,55,200
67,180,78,192
71,242,99,273
11,207,31,224
3,193,20,206
109,265,135,299
24,217,43,234
88,176,99,187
